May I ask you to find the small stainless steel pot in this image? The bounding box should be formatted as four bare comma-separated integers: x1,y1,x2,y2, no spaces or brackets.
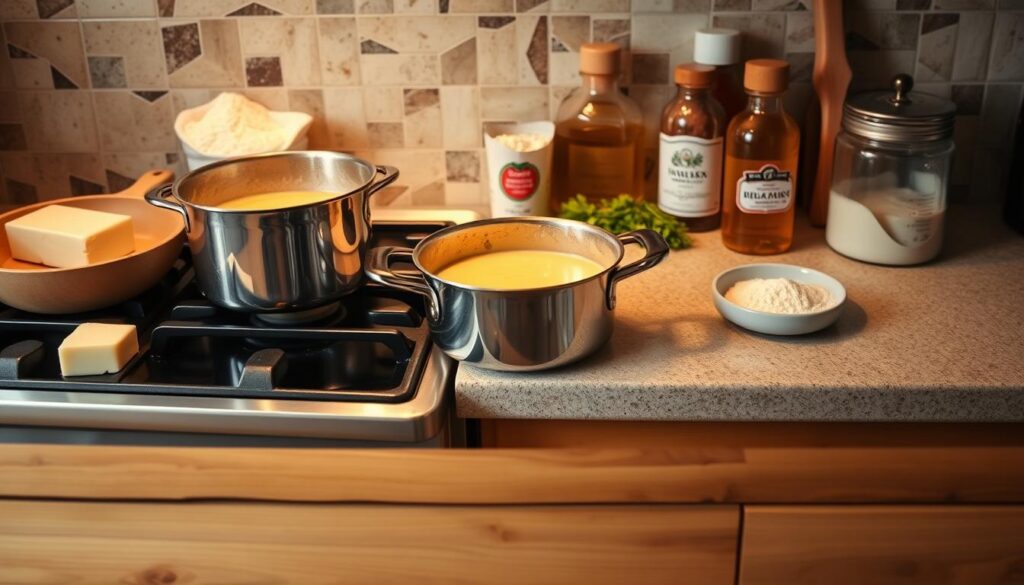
146,151,398,312
366,217,669,371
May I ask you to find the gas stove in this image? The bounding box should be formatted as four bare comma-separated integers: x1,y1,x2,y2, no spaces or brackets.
0,221,458,445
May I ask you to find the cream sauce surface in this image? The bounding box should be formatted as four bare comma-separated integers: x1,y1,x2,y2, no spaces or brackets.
217,190,337,211
437,250,605,289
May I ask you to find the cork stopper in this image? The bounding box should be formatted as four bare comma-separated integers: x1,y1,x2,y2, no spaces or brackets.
579,43,620,76
674,63,715,88
743,59,789,94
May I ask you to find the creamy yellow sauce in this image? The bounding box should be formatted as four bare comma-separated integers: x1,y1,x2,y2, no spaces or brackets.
437,250,605,289
217,190,337,211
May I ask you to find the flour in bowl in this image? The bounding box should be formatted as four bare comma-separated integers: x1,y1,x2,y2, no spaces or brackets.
180,92,288,156
725,277,834,314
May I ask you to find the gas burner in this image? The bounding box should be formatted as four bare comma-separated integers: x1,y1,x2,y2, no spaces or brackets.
251,302,344,326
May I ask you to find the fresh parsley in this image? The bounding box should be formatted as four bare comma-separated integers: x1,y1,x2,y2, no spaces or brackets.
558,194,693,250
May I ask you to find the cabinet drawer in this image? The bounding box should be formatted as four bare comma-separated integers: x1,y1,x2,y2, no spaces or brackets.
740,505,1024,585
0,501,738,585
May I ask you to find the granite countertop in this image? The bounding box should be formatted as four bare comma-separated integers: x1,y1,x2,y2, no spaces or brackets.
455,205,1024,422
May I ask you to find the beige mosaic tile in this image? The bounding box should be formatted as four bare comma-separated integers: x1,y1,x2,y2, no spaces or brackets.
951,11,993,81
83,20,167,89
3,21,88,89
549,51,580,86
323,86,368,148
367,121,404,147
551,15,588,52
240,18,321,87
477,17,517,85
164,20,245,88
287,88,330,148
548,84,573,119
515,0,549,11
447,0,515,11
166,0,314,17
0,29,13,89
0,153,38,204
357,0,393,13
712,12,784,59
988,11,1024,81
785,10,814,53
37,0,77,19
358,16,474,53
444,181,485,205
403,88,442,147
360,148,445,207
442,38,477,84
480,86,547,120
17,91,97,152
517,15,547,84
363,86,403,120
77,0,158,17
917,14,958,81
847,50,917,91
0,1,37,19
93,91,177,151
319,17,360,85
103,152,184,190
395,0,436,12
360,53,440,85
30,154,106,199
632,13,707,66
440,86,480,148
550,0,628,11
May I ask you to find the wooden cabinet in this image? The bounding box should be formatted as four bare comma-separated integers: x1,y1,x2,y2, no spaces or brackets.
0,501,739,585
739,505,1024,585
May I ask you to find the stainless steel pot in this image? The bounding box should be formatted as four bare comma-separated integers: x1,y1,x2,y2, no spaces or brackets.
366,217,668,371
146,151,398,312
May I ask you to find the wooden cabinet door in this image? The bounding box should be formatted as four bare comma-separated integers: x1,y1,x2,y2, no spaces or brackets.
0,501,738,585
740,505,1024,585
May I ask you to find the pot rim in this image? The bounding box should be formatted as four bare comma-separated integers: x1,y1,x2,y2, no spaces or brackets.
170,150,376,214
410,216,626,294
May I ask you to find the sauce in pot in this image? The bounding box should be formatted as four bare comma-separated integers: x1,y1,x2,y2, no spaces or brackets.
217,190,337,211
437,250,605,289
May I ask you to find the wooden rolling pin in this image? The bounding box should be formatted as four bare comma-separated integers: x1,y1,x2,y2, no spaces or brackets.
809,0,852,227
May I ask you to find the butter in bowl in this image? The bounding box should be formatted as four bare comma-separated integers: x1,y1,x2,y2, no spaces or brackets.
174,92,313,171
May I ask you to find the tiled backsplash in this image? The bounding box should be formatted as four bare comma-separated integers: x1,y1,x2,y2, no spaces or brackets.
0,0,1021,208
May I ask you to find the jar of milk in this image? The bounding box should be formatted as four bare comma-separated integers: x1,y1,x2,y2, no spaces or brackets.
827,74,956,265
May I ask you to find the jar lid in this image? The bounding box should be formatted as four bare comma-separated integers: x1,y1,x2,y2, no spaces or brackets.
843,74,956,142
694,28,741,66
674,63,715,87
579,42,620,75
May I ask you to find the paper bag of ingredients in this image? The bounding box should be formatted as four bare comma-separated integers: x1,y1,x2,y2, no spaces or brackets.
483,122,555,217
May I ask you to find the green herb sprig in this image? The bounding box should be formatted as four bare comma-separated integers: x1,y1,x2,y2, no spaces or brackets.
558,194,693,250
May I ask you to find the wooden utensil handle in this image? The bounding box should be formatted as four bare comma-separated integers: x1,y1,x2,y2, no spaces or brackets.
810,0,852,227
117,169,174,199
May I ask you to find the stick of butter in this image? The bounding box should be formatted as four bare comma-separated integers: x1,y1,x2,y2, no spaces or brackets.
4,205,135,268
58,323,139,377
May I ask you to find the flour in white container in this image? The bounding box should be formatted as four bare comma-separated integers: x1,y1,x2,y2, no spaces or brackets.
725,278,834,314
180,92,288,156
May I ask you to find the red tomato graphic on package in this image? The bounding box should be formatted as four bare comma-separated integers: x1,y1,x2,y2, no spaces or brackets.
499,162,540,201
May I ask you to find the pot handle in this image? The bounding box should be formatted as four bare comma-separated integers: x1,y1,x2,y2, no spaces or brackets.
145,183,190,232
364,165,400,224
606,229,670,310
365,246,440,321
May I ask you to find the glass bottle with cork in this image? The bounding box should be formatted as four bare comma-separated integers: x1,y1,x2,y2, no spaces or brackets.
722,59,800,255
658,63,727,232
694,28,745,122
551,42,645,213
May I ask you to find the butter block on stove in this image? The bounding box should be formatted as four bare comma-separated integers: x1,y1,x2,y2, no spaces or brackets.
4,204,135,268
58,323,139,377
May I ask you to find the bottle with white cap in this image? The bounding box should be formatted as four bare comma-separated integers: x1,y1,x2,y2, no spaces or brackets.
694,28,745,122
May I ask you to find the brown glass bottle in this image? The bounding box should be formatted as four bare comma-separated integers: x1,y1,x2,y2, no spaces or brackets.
551,43,646,213
658,64,727,232
722,59,800,255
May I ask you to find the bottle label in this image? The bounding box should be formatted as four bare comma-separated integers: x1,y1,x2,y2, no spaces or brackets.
499,162,540,201
658,133,723,217
735,164,794,214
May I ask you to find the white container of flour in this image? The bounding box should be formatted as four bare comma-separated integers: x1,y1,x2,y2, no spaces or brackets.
825,75,955,266
483,121,555,218
175,92,313,171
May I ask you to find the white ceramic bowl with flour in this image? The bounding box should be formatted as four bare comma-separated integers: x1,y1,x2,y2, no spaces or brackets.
175,93,313,171
712,264,846,336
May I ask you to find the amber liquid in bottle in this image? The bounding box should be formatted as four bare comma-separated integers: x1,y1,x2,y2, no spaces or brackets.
722,92,800,254
552,75,646,212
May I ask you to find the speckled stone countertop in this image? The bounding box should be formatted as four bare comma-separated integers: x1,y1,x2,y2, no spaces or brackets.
455,206,1024,422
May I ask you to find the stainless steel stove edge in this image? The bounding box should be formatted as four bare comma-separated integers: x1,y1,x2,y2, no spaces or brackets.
0,349,454,443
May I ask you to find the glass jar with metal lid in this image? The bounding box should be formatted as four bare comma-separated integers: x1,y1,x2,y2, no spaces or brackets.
826,74,956,265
